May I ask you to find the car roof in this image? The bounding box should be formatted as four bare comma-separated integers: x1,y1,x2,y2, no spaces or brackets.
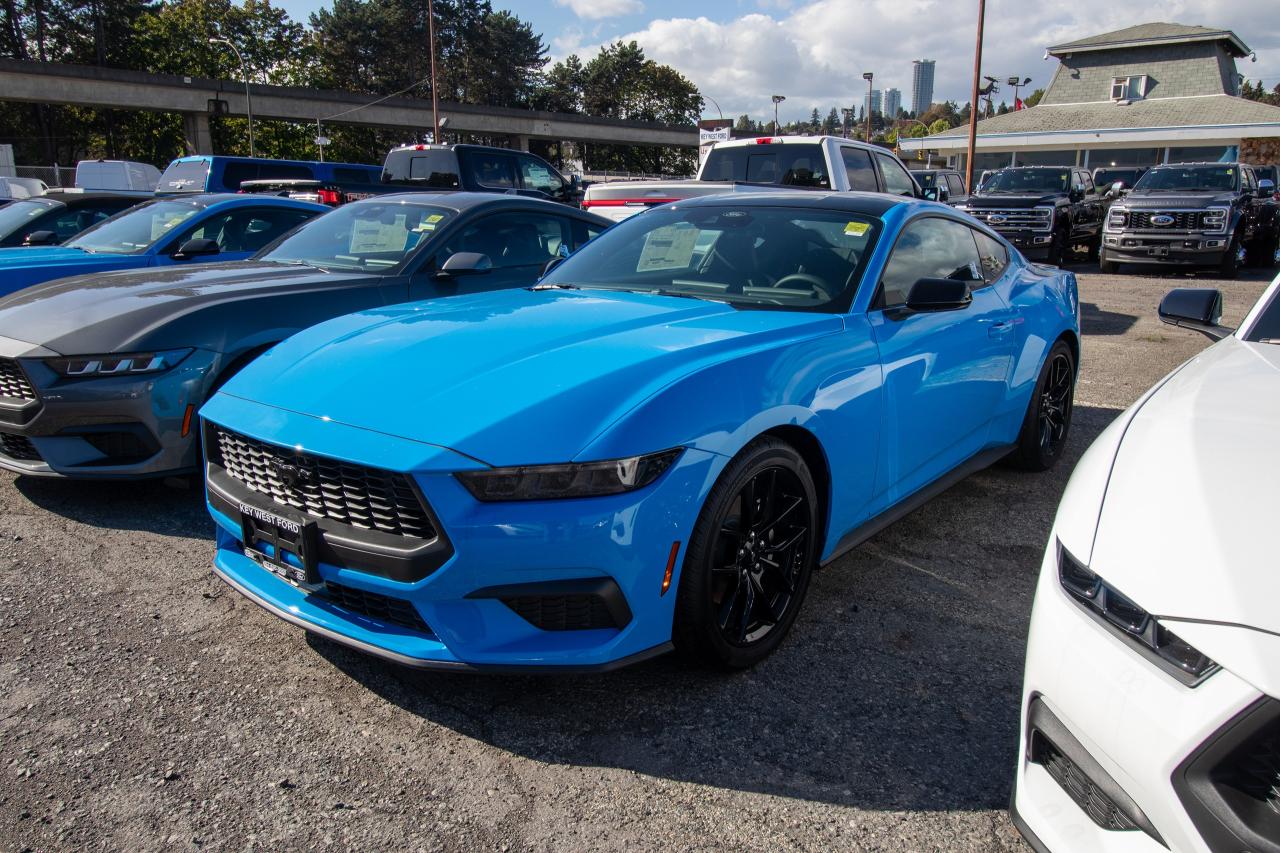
1148,162,1244,169
38,191,146,205
665,190,907,216
350,191,595,216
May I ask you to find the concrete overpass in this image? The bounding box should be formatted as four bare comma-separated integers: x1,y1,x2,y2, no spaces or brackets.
0,59,697,154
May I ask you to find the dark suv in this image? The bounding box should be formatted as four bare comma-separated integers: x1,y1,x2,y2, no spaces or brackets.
1101,162,1279,276
958,166,1104,265
382,144,583,206
912,169,970,206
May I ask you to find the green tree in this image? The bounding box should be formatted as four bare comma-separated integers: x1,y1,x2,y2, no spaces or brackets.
1023,87,1045,108
928,118,950,135
822,107,838,135
809,107,820,133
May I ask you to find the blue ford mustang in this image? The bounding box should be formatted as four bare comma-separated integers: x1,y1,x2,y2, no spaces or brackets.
201,192,1080,672
0,194,326,296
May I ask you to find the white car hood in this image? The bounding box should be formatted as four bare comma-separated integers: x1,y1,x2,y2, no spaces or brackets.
1090,337,1280,634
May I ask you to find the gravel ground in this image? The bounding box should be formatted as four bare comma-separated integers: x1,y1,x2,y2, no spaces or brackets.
0,264,1273,853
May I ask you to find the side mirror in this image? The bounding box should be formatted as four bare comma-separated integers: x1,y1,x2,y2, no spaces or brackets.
436,251,493,277
1259,179,1275,198
172,237,220,259
921,187,939,202
22,230,58,247
1069,188,1083,202
904,277,973,312
1112,181,1125,195
570,174,582,189
1158,288,1230,340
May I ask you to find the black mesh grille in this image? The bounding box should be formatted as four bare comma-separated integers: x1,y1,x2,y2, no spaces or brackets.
0,431,40,461
1214,720,1280,816
1128,210,1207,230
1035,734,1138,832
0,359,37,402
209,426,435,540
503,594,619,631
316,581,432,635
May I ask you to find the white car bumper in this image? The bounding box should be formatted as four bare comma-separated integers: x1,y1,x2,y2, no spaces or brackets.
1013,533,1273,852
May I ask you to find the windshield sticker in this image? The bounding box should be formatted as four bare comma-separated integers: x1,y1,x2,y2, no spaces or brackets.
350,215,411,253
151,214,191,241
637,224,700,272
843,221,869,237
426,214,444,223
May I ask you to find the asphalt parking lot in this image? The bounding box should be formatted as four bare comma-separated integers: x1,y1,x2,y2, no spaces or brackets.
0,263,1273,852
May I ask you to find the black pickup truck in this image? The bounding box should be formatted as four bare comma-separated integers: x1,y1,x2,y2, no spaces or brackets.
1100,162,1278,276
957,166,1106,265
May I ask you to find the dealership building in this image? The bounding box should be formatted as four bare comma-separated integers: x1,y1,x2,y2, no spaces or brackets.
900,23,1280,172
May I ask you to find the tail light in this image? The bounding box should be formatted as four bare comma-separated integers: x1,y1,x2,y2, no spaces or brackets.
317,189,343,206
755,137,774,144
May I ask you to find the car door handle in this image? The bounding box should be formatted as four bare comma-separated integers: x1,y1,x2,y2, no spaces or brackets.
988,320,1015,337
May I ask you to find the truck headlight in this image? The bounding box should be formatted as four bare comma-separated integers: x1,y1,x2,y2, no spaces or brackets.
1106,207,1128,232
1201,207,1227,233
456,448,682,501
45,348,193,378
1058,544,1218,686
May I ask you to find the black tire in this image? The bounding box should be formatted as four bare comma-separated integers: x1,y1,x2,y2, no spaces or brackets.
1086,236,1100,262
673,437,819,669
1098,257,1119,274
1219,234,1243,279
1046,229,1067,267
1008,340,1075,472
1247,233,1279,269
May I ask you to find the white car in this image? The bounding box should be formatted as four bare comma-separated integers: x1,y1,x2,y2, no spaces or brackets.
1012,272,1280,852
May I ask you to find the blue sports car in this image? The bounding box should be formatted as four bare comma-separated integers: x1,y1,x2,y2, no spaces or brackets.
201,192,1080,672
0,194,326,296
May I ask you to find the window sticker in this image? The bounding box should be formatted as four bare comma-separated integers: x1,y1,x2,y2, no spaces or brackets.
152,213,192,241
637,224,700,271
350,215,410,252
844,221,869,237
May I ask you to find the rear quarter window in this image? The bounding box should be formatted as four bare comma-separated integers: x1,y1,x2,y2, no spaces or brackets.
702,144,831,188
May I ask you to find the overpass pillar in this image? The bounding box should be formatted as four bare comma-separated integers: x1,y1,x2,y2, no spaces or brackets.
509,134,530,151
183,112,213,155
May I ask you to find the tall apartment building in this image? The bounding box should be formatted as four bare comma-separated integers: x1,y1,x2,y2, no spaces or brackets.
863,89,882,118
911,59,936,115
884,88,902,119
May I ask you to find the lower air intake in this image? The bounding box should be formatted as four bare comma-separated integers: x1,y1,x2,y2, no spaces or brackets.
315,581,433,636
1033,732,1138,831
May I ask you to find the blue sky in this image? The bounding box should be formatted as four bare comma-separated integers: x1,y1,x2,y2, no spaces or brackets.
273,0,1280,125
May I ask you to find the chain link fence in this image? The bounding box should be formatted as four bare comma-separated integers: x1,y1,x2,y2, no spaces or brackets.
12,165,77,188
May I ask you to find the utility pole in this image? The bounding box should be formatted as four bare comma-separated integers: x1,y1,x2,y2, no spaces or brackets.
771,95,785,135
841,107,854,139
965,0,986,193
428,0,441,143
862,72,874,142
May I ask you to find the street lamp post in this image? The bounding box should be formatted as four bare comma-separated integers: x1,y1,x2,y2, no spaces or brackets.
862,72,874,142
841,107,854,139
771,95,785,135
208,37,254,159
1007,76,1032,109
427,0,441,143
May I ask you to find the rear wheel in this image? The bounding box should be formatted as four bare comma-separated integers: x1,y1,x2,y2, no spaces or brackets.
673,438,818,669
1046,229,1067,266
1246,232,1279,268
1218,234,1244,279
1008,340,1075,472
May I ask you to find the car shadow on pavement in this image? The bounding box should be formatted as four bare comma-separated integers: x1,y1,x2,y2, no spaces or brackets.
310,404,1123,813
12,475,212,539
1080,302,1138,335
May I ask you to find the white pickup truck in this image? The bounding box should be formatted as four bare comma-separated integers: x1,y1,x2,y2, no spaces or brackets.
582,135,922,222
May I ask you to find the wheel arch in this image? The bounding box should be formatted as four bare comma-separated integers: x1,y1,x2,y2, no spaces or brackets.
759,423,832,555
210,341,278,394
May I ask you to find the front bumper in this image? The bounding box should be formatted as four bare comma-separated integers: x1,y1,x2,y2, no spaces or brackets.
996,229,1056,259
201,392,722,671
1101,232,1231,266
0,345,219,479
1013,534,1267,852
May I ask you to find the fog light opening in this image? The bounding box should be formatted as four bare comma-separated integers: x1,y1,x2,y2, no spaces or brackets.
661,541,681,595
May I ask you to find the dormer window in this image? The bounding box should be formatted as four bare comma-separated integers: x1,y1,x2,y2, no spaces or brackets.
1110,75,1147,101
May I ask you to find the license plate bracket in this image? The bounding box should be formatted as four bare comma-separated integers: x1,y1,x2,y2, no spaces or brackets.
240,501,319,587
1149,246,1170,257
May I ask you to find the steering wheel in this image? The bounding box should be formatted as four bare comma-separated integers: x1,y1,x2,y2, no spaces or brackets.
772,272,833,301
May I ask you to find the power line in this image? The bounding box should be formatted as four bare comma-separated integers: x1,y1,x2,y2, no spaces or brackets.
320,75,433,122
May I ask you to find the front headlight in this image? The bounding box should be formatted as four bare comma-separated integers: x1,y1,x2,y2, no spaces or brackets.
1201,207,1228,233
1059,544,1218,686
45,348,193,378
456,448,682,502
1106,207,1128,231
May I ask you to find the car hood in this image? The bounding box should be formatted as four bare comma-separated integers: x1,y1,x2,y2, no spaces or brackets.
0,261,373,354
1122,191,1235,209
1090,337,1280,635
0,246,95,267
217,287,842,466
966,193,1064,207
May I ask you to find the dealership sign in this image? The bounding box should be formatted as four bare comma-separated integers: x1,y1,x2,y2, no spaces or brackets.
698,120,733,166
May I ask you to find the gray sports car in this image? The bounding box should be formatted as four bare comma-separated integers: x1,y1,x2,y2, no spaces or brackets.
0,193,610,479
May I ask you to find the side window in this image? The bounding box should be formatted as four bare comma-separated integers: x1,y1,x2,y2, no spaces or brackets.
264,164,314,181
570,218,606,251
971,229,1010,285
49,206,114,240
945,174,966,197
518,156,564,197
439,212,569,270
221,162,259,190
875,153,917,197
1243,168,1256,192
232,209,316,253
841,148,878,192
465,153,516,190
1080,171,1095,194
877,217,984,308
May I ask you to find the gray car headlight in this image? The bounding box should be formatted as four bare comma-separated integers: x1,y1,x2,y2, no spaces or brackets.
1058,543,1218,686
45,348,193,378
456,448,682,501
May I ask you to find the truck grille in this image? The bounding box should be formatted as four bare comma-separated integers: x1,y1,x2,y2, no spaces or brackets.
208,426,436,540
0,359,37,402
1117,209,1218,231
965,207,1053,232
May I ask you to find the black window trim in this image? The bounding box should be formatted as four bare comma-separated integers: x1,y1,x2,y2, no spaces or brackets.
872,151,920,198
870,212,993,311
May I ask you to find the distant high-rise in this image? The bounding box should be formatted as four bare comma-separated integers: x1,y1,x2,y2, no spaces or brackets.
884,88,902,119
864,89,883,118
911,59,936,115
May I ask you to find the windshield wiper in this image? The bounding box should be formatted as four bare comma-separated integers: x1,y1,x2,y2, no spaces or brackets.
1258,338,1280,345
272,259,331,274
529,282,580,290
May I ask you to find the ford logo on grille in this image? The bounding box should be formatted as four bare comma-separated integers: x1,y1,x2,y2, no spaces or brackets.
989,214,1007,224
1151,214,1176,226
270,459,312,489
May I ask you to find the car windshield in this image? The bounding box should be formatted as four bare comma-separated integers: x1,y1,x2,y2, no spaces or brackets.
981,168,1071,194
157,159,211,193
914,173,938,188
261,200,454,272
539,205,881,312
1133,166,1239,193
63,200,204,255
0,198,59,240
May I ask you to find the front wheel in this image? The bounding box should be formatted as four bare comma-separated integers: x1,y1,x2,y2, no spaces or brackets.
1046,230,1067,266
1246,233,1279,268
1008,340,1076,472
1099,257,1120,274
1219,234,1244,278
673,438,818,669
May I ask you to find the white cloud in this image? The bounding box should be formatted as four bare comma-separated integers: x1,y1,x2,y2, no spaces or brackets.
564,0,1280,123
555,0,644,21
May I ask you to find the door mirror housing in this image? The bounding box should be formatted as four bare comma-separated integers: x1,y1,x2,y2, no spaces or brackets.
172,237,220,259
1258,179,1275,198
922,187,939,202
1158,288,1231,340
904,277,973,312
22,230,58,247
1068,187,1084,202
437,251,493,277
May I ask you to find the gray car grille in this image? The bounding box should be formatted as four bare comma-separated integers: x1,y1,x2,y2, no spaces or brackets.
965,207,1053,232
209,426,436,540
1119,210,1213,231
0,359,37,402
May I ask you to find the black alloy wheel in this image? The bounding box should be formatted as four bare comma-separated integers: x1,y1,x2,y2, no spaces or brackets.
1008,340,1076,471
674,438,818,669
1046,228,1067,267
1219,234,1243,279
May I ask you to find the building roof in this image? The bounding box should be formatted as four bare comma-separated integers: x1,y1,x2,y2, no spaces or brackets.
1049,23,1250,58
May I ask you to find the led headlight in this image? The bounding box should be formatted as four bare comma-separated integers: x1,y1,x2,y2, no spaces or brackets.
1200,207,1228,234
1106,207,1128,232
1058,544,1218,686
45,348,193,378
456,448,682,502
